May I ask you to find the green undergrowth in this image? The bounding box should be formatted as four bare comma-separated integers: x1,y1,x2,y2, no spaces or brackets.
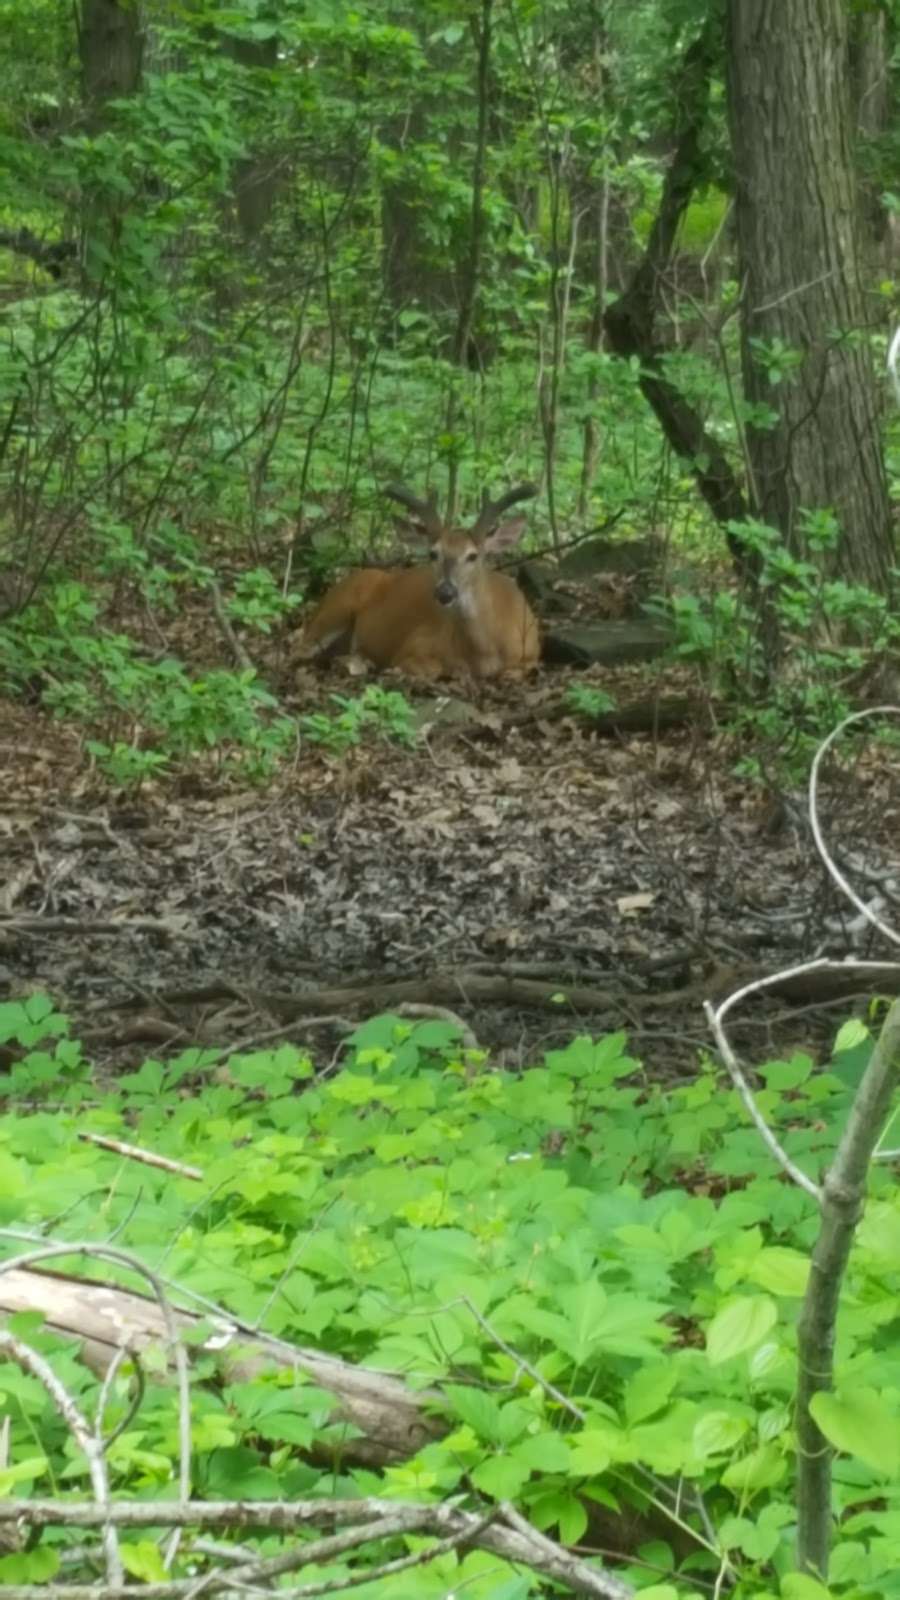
0,996,898,1597
0,581,421,783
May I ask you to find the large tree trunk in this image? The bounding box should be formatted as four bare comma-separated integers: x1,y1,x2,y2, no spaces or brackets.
725,0,892,595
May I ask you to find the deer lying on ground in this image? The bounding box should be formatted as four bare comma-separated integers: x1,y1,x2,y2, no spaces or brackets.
294,482,540,679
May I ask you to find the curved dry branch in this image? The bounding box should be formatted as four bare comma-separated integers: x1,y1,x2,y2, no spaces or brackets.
706,708,900,1580
808,705,900,948
0,1331,121,1587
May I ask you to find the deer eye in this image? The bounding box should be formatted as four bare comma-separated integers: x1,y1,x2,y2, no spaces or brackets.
465,550,478,563
429,547,440,561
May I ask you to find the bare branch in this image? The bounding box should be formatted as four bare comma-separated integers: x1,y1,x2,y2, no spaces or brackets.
0,1496,633,1600
809,706,900,948
77,1133,202,1182
0,1332,122,1587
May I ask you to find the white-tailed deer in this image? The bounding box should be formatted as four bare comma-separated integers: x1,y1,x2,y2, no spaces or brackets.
294,482,540,679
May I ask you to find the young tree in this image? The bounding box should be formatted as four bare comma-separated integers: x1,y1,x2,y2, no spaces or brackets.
725,0,892,596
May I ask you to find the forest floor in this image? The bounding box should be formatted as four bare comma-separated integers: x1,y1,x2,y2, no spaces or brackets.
3,656,898,1081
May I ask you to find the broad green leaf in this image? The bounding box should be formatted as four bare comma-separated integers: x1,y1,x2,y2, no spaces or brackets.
121,1543,169,1583
780,1574,832,1600
567,1427,620,1475
556,1282,668,1361
721,1443,787,1491
204,1448,280,1500
748,1248,810,1296
0,1546,60,1583
556,1494,588,1545
810,1388,900,1476
833,1018,868,1053
856,1201,900,1269
0,1457,49,1494
442,1385,504,1444
514,1431,571,1472
471,1453,531,1499
692,1410,750,1457
624,1363,678,1425
0,1153,28,1199
760,1055,813,1090
707,1296,778,1364
628,1401,699,1474
826,1541,867,1585
328,1073,397,1105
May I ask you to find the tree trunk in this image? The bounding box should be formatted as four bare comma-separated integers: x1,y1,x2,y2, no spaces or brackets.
603,23,752,568
725,0,892,595
79,0,143,125
220,30,281,241
849,5,890,263
380,18,458,326
77,0,144,282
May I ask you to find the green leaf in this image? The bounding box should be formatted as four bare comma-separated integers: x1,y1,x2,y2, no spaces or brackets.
121,1542,169,1583
707,1296,778,1364
554,1283,668,1361
567,1426,623,1475
514,1431,571,1472
470,1453,531,1498
0,1457,49,1494
0,1547,60,1582
780,1574,832,1600
810,1388,900,1476
760,1054,813,1090
0,1153,28,1200
529,1490,573,1537
748,1248,810,1296
442,1385,504,1444
834,1018,869,1053
557,1494,588,1545
623,1363,678,1425
692,1410,750,1458
721,1443,787,1491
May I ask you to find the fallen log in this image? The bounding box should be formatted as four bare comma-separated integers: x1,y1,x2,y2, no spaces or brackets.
0,1265,440,1467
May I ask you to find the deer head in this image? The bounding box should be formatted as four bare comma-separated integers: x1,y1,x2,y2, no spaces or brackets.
383,482,537,611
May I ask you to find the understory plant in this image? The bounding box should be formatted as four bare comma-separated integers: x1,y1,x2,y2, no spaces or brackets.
0,994,897,1597
299,685,418,752
0,581,296,784
650,513,900,779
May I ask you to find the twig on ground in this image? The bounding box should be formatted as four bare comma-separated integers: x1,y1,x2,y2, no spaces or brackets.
393,1002,481,1053
77,1133,203,1182
209,580,256,675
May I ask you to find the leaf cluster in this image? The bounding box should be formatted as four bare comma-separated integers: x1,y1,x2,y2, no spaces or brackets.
0,997,898,1595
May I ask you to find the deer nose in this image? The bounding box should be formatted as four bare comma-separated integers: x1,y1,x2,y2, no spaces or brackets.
434,579,458,606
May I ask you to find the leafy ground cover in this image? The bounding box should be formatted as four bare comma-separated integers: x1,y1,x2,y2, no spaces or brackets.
0,994,898,1596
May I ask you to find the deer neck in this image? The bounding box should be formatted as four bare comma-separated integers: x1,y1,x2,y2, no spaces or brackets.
452,571,492,631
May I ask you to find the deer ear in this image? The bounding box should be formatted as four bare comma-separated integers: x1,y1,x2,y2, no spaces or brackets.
393,515,430,543
483,516,527,552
